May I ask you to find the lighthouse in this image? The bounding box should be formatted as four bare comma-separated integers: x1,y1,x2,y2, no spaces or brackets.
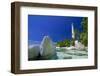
71,23,75,46
72,23,75,39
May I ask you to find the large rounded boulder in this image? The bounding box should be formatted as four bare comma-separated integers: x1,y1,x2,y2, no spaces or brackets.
40,36,57,59
28,45,40,60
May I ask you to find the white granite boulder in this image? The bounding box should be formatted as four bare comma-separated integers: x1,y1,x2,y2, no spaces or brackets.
28,45,40,60
40,36,57,59
75,40,85,50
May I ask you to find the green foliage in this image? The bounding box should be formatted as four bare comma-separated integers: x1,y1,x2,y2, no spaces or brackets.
81,18,88,32
74,29,80,40
57,39,71,47
70,39,75,46
65,40,71,47
80,17,88,46
80,32,88,46
56,41,65,47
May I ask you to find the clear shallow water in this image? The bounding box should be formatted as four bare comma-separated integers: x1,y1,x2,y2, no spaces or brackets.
28,41,88,60
56,48,88,59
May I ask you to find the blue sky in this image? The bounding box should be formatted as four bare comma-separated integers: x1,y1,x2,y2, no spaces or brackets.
28,15,84,42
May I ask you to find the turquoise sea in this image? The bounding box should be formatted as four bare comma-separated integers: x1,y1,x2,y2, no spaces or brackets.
56,48,88,59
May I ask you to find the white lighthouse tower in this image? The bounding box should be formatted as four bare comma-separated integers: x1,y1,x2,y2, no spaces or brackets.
72,23,75,39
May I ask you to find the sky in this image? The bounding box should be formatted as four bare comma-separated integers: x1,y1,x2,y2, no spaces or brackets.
28,15,84,43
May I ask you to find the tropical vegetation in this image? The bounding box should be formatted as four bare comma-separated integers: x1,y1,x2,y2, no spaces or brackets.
56,17,88,47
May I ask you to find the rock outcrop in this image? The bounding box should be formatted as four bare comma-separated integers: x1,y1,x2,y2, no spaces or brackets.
40,36,57,59
28,36,57,60
75,40,85,50
28,45,40,60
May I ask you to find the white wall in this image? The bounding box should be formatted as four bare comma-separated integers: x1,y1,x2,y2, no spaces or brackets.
0,0,100,76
